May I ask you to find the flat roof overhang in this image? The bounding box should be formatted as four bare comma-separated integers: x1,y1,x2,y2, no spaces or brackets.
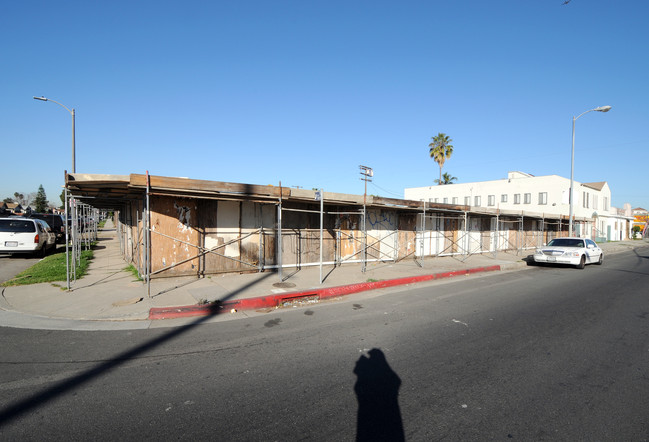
65,172,577,221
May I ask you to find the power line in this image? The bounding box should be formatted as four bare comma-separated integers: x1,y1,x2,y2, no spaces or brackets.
369,182,403,198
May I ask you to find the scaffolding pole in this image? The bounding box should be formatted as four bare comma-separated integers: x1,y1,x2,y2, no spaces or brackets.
319,189,324,284
65,187,70,291
146,171,151,298
72,197,77,282
277,182,283,282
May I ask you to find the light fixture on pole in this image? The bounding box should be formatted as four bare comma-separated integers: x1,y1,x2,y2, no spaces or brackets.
569,105,611,237
33,96,76,173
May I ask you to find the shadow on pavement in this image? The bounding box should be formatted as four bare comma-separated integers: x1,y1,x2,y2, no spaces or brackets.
0,271,274,428
354,348,405,442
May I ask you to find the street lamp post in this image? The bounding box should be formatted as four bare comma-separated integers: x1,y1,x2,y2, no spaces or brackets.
34,95,76,291
33,96,76,173
569,105,611,237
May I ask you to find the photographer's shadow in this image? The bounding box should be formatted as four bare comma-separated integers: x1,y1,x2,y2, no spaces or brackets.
354,348,405,441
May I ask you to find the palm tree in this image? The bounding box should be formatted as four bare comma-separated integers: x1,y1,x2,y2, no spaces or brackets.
434,172,457,185
428,133,454,185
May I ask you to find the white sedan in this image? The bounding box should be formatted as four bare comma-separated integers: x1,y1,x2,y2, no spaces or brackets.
533,237,603,269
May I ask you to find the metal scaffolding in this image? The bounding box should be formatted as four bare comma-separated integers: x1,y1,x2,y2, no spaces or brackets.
63,191,100,291
416,208,572,262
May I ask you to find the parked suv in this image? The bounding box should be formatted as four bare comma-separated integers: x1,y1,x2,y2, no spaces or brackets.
0,217,56,257
29,213,66,244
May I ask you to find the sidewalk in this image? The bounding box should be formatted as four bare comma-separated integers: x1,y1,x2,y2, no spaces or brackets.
1,219,645,330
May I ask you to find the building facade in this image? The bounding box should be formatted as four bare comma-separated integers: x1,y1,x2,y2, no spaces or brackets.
404,171,631,241
66,172,580,279
632,207,649,238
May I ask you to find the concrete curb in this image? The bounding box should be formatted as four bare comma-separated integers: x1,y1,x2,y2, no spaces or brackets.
148,264,502,320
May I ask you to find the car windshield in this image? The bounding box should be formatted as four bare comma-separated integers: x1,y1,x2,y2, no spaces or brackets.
0,219,36,233
547,238,584,248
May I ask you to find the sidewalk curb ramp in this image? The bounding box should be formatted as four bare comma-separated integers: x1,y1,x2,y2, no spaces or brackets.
148,265,502,320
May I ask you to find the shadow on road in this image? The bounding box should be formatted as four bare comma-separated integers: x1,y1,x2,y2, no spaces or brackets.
0,271,275,428
354,348,405,442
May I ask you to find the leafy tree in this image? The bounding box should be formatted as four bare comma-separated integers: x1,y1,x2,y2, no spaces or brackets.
428,133,454,185
59,189,66,209
13,192,26,205
2,197,13,204
34,185,48,213
434,172,458,185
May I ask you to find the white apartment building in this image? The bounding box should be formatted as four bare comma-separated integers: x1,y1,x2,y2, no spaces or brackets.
404,171,631,241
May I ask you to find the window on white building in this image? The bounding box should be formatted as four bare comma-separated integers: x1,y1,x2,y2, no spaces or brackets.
538,192,547,205
474,196,481,207
593,195,598,210
501,194,508,203
583,192,589,209
443,197,448,204
452,197,458,204
464,196,470,206
514,194,521,204
604,197,609,211
488,195,495,206
524,193,531,204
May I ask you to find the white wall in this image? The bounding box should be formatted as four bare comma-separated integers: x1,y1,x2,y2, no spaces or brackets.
405,172,612,220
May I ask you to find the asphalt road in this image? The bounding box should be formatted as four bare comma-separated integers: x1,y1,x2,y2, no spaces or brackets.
1,246,648,441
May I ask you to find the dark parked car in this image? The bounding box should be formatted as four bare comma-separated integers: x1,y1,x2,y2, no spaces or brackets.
29,213,66,244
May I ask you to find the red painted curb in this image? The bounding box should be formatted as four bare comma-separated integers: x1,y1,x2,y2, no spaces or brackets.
148,265,502,320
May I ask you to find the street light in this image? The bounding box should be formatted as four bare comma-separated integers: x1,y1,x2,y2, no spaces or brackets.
569,105,611,237
33,96,76,173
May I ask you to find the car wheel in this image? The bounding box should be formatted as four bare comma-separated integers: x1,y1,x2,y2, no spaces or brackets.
576,255,586,269
596,253,603,265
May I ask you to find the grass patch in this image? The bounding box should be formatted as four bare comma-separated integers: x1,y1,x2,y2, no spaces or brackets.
123,264,143,281
98,219,107,229
1,249,94,287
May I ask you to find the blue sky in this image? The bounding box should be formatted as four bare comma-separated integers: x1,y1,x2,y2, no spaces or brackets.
2,1,647,210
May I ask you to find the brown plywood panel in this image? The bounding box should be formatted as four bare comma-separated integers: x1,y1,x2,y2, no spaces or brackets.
480,217,492,252
444,218,459,254
150,196,200,277
198,200,262,274
397,213,417,260
337,214,361,261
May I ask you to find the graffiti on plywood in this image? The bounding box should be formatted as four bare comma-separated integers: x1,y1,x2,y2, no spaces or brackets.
174,202,191,228
367,210,396,229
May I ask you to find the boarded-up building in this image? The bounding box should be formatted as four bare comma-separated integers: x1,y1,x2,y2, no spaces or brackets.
66,173,572,279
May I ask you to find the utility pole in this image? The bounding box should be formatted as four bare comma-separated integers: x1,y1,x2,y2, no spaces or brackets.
359,165,373,273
